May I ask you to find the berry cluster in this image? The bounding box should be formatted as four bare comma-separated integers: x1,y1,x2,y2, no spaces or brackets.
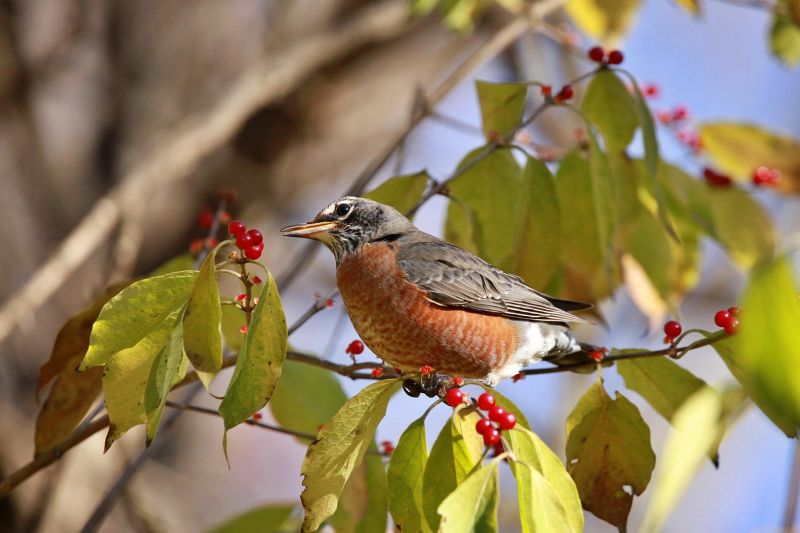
663,320,683,344
228,220,264,260
474,393,516,447
714,306,740,335
587,46,624,66
752,166,781,187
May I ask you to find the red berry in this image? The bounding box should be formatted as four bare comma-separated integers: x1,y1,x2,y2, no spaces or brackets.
703,168,733,187
198,208,214,229
607,49,624,65
728,306,740,316
483,428,501,447
642,83,660,98
381,440,395,455
252,412,263,420
753,166,781,187
252,275,263,285
555,84,574,103
590,350,604,361
236,233,253,249
445,388,465,407
724,317,739,335
235,293,246,302
492,441,505,457
475,418,493,435
371,367,383,378
663,335,674,345
219,211,231,224
239,324,248,334
244,243,263,260
228,220,246,237
488,406,506,423
189,238,204,254
540,84,552,97
452,376,465,387
205,237,219,249
420,365,433,375
587,45,605,63
664,320,682,338
672,105,689,121
247,229,263,245
714,309,731,328
477,392,496,411
346,340,364,355
325,298,334,308
498,412,517,430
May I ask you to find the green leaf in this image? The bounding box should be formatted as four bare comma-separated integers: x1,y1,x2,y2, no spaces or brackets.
80,271,197,369
387,415,429,533
707,187,776,269
270,359,348,441
183,246,223,373
330,446,389,533
565,0,641,42
733,256,800,434
149,254,196,276
516,157,561,289
506,427,584,532
581,70,638,152
699,121,800,193
220,274,287,432
640,387,746,533
475,81,527,139
143,319,185,444
617,356,707,422
300,379,399,532
771,2,800,66
422,406,486,532
555,151,614,302
221,305,246,354
34,282,131,457
566,382,655,531
445,148,523,271
437,456,502,533
102,311,181,448
364,172,430,216
210,503,295,533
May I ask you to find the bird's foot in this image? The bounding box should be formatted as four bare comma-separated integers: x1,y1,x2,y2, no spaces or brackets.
402,372,450,398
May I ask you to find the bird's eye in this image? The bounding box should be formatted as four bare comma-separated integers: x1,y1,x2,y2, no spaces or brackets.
335,203,352,218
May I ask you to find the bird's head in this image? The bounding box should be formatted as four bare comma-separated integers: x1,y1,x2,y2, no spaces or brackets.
281,196,413,262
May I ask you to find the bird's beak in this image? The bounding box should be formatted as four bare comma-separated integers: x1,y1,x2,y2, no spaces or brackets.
280,220,338,240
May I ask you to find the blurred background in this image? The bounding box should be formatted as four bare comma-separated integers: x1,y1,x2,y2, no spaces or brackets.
0,0,798,531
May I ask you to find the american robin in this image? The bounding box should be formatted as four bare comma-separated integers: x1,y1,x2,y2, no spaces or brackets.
281,197,592,386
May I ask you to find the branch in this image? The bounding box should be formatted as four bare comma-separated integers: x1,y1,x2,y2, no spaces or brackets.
0,0,413,345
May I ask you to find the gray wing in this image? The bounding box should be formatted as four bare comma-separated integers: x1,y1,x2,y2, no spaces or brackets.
396,238,590,323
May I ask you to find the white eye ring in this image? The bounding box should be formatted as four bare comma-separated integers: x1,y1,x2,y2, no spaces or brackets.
335,203,352,218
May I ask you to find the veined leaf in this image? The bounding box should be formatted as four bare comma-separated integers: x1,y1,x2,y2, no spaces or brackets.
733,256,800,434
617,356,707,422
184,245,223,373
581,70,638,152
699,122,800,193
34,281,132,457
516,156,561,289
640,387,746,533
364,172,430,216
80,271,197,369
220,274,287,433
437,456,502,533
566,382,655,531
422,406,487,531
707,187,776,269
506,427,584,532
270,359,348,441
388,414,429,533
103,311,181,448
565,0,641,42
331,446,389,533
210,503,295,533
475,81,527,139
300,379,399,532
445,148,524,271
143,319,185,444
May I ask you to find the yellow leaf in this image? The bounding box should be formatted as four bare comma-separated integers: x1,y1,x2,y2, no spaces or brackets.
565,0,641,43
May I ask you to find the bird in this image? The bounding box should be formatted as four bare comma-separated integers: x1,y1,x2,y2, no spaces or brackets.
281,196,592,386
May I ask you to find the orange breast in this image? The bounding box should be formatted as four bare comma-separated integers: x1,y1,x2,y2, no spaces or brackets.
336,242,520,378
